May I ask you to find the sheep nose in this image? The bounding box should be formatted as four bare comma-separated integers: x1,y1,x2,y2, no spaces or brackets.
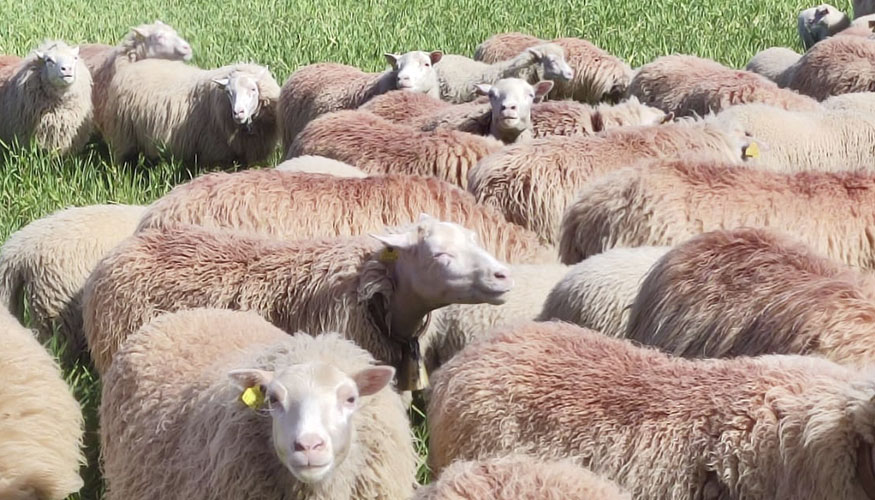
294,434,326,452
494,270,508,280
501,105,517,111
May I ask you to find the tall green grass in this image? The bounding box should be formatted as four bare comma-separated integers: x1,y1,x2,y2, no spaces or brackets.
0,0,845,497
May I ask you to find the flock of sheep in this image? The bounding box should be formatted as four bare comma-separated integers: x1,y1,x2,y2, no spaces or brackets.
9,0,875,497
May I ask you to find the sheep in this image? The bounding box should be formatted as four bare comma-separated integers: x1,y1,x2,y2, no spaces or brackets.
0,309,84,500
474,33,634,104
823,90,875,111
0,40,93,154
557,159,875,267
798,4,850,50
627,54,820,116
287,110,502,189
714,103,875,172
100,308,416,500
274,155,368,178
414,454,630,500
136,170,554,264
279,51,442,150
83,215,513,388
0,54,21,70
359,89,457,124
537,246,670,338
469,78,553,143
428,320,875,499
469,117,757,245
857,0,875,17
102,60,279,165
435,44,573,103
782,35,875,100
0,204,146,356
745,47,801,83
421,263,568,373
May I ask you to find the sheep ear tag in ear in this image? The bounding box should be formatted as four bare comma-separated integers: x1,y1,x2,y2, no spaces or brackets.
380,247,399,263
240,385,265,410
743,141,760,159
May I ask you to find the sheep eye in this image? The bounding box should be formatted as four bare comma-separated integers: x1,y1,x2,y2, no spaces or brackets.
425,63,430,67
346,396,356,404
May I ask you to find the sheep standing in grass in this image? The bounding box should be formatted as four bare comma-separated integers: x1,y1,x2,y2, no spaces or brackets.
279,51,442,150
83,216,513,387
435,44,572,103
101,308,416,500
537,246,669,337
798,4,850,49
287,110,502,189
0,309,83,500
558,159,875,267
628,54,820,116
428,320,875,499
745,47,801,83
415,455,630,500
274,156,368,177
782,35,875,99
0,41,92,154
137,170,553,264
469,117,756,245
0,204,146,356
103,60,279,165
475,33,634,104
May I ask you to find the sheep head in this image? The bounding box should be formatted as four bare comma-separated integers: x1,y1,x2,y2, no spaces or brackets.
528,43,573,82
385,50,442,95
34,41,80,89
475,78,553,142
213,70,263,126
129,20,192,61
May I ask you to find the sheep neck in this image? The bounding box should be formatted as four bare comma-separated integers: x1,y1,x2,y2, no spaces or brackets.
495,52,538,82
386,272,433,340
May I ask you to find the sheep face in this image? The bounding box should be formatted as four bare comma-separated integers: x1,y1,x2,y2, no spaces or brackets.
476,78,553,139
385,50,442,94
36,43,80,88
371,214,513,307
132,20,193,61
229,363,395,485
214,71,261,126
529,44,573,82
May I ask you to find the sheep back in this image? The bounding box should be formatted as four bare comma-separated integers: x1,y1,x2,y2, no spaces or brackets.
784,35,875,100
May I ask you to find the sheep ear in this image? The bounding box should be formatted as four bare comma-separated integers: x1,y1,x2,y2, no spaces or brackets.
429,51,443,64
534,80,554,98
354,366,395,396
34,50,46,61
132,27,148,39
473,83,492,96
661,111,675,124
384,53,400,68
869,20,875,30
228,368,273,390
369,231,415,250
212,77,230,87
71,46,80,57
527,47,544,59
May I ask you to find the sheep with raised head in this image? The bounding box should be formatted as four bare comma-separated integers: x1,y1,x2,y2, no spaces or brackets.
0,204,146,356
274,156,368,178
745,47,801,83
0,309,84,500
783,35,875,99
279,51,442,150
83,216,513,390
537,246,669,337
102,60,279,165
101,308,416,500
435,44,572,103
0,40,92,154
558,159,875,267
470,78,554,143
428,320,875,499
136,170,553,264
415,454,630,500
287,110,502,189
798,4,850,49
469,117,757,245
628,54,820,116
474,33,634,104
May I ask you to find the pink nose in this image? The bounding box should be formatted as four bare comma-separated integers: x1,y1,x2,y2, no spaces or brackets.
294,433,326,452
494,270,509,280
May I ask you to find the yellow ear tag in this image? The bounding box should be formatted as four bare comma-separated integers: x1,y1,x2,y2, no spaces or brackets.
240,385,265,410
744,141,760,159
380,247,399,263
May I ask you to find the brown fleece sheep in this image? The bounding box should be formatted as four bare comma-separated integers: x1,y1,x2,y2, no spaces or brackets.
469,117,755,245
783,35,875,100
428,320,875,499
414,454,630,500
558,159,875,267
286,110,503,189
136,170,554,264
628,54,820,116
359,89,455,124
626,228,875,367
473,33,633,103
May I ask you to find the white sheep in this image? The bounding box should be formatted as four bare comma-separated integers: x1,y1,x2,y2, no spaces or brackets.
745,47,801,83
798,4,850,49
0,40,92,154
100,308,416,500
274,155,368,178
435,44,573,103
474,78,554,143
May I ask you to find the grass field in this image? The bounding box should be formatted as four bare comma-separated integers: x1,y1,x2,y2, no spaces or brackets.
0,0,849,497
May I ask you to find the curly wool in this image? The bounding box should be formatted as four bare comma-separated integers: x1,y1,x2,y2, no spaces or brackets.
101,309,416,500
782,35,875,100
428,320,875,499
358,90,456,125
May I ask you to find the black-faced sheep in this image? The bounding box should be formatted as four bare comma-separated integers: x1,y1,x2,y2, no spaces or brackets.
798,4,851,49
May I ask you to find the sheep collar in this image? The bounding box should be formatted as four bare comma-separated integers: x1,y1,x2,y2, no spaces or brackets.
365,292,431,392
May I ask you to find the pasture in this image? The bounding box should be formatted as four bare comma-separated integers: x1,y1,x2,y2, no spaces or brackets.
0,0,841,497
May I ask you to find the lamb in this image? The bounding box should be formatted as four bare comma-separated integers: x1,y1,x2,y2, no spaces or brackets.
714,103,875,172
0,309,84,500
627,54,820,116
557,159,875,267
274,155,368,178
782,35,875,100
414,454,630,500
102,60,280,166
469,117,757,245
474,33,634,104
136,170,554,264
857,0,875,17
83,215,513,388
745,47,801,83
0,204,146,356
435,44,573,103
798,4,850,49
537,246,670,337
100,308,416,500
0,40,92,154
279,51,442,150
421,263,568,373
287,110,502,189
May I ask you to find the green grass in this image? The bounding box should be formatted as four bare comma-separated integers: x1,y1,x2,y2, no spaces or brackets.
0,0,848,497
